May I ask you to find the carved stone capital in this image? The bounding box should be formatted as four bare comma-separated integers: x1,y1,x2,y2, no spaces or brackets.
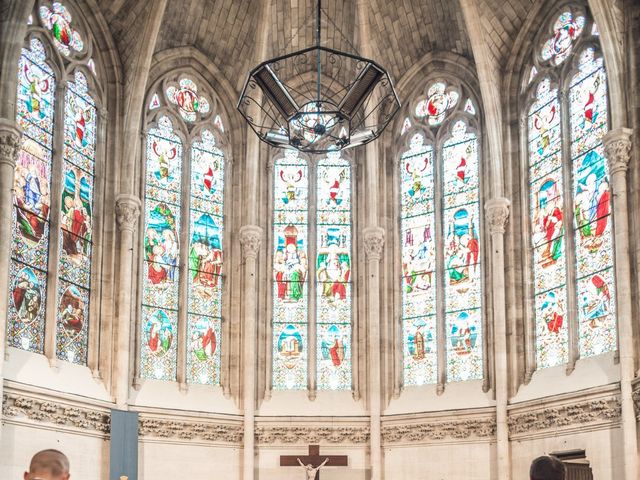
484,197,510,235
603,128,633,176
363,227,385,260
239,225,263,260
115,194,141,233
0,119,22,169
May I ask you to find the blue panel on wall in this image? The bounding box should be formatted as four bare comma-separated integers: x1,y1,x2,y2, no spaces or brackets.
110,410,138,480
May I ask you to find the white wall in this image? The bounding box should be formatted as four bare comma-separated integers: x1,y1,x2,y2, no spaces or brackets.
0,422,110,480
138,441,240,480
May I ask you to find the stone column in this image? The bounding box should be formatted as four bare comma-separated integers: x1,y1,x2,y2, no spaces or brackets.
239,225,262,480
114,194,141,408
0,120,21,418
363,227,384,480
484,197,511,480
603,129,638,480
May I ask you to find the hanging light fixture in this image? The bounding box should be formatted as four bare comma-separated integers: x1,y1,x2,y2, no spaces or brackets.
237,0,401,153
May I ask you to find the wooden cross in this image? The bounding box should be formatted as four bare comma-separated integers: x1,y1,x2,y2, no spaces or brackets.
280,444,348,480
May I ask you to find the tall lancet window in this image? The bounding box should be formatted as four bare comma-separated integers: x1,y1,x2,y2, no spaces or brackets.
9,2,102,366
140,75,226,385
523,6,615,370
271,151,353,391
400,80,483,386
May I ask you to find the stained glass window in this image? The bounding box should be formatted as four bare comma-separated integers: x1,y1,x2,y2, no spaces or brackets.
401,133,437,386
528,78,568,368
187,130,224,385
316,152,352,390
570,48,615,357
527,12,615,369
415,82,459,125
140,116,182,381
272,151,309,390
39,2,84,56
166,78,210,123
443,121,482,381
56,71,96,365
9,39,55,354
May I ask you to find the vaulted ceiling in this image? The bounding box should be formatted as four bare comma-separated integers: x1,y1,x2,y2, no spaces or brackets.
97,0,542,93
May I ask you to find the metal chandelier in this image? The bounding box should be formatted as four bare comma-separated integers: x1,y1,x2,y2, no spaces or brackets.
237,0,401,153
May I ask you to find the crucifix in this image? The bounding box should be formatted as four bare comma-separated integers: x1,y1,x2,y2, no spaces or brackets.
280,444,348,480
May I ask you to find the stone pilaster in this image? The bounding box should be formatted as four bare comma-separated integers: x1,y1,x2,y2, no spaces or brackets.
484,197,511,480
0,119,21,442
239,225,262,480
114,194,141,408
603,128,638,480
363,226,384,480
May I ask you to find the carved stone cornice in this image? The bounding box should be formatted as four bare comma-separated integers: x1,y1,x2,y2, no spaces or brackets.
255,425,370,445
382,418,495,444
239,225,263,260
115,194,142,233
2,392,110,433
138,417,243,443
484,197,510,235
363,227,385,260
0,119,22,169
508,397,621,436
603,128,633,176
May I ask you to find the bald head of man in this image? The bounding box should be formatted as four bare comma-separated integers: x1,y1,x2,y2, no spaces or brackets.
23,450,70,480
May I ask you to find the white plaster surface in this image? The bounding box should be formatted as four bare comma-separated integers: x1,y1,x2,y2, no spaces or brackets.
131,379,238,414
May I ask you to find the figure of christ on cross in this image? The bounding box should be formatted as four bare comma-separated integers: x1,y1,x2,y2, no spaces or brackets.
280,444,348,480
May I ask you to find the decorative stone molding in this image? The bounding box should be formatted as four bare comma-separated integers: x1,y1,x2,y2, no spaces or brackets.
363,227,385,260
2,392,110,433
0,119,22,169
603,128,633,176
239,225,263,260
484,197,510,235
256,425,370,445
139,417,243,443
382,418,495,444
508,397,621,435
115,194,142,233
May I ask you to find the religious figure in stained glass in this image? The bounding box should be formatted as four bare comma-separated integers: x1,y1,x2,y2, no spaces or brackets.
39,2,84,56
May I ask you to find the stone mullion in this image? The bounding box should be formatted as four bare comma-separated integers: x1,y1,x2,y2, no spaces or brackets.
220,155,234,396
177,136,192,390
434,145,446,392
86,108,108,377
264,157,275,400
114,194,141,407
43,81,67,366
350,159,359,398
392,153,403,398
0,119,22,437
308,159,317,398
603,129,638,480
485,197,511,480
560,89,579,372
239,225,262,480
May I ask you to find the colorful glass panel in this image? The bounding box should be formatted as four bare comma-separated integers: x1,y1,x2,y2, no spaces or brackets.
187,130,224,385
272,151,309,389
39,2,84,56
316,153,352,390
149,93,160,110
401,134,437,386
401,117,412,136
140,117,182,380
443,121,482,381
8,39,55,353
541,11,585,66
166,78,210,123
528,79,568,368
464,99,476,116
415,82,459,126
56,71,96,365
570,49,616,357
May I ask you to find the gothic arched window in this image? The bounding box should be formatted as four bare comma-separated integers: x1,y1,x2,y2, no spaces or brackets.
271,150,353,391
140,74,227,385
9,2,102,366
523,6,615,370
400,80,483,387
